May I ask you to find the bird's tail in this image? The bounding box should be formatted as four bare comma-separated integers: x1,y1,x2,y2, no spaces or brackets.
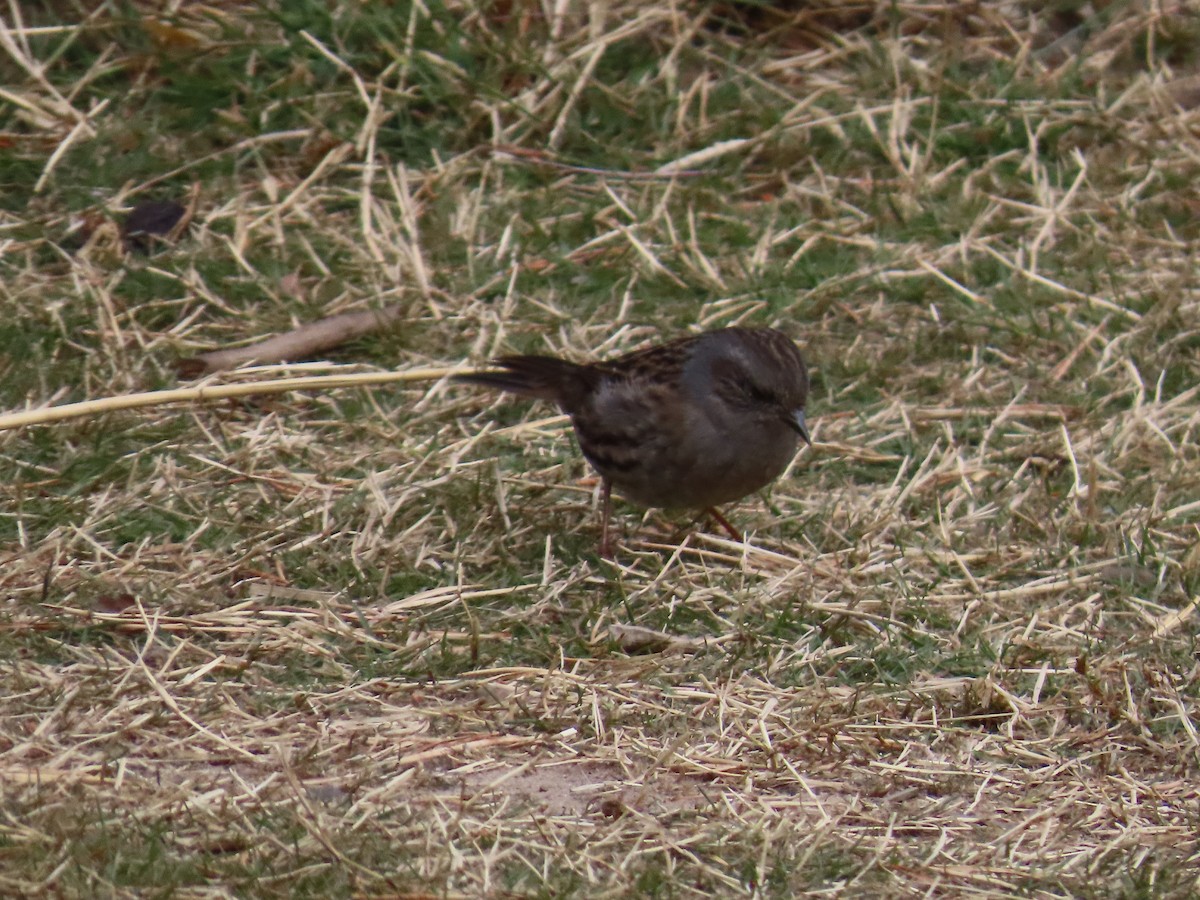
454,355,594,406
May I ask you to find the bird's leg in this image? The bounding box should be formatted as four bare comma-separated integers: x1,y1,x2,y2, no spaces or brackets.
706,507,743,542
599,478,614,559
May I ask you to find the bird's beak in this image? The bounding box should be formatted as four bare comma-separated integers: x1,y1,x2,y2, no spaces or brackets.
790,409,811,446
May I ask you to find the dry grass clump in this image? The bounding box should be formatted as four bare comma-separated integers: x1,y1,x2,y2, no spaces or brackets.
2,1,1199,895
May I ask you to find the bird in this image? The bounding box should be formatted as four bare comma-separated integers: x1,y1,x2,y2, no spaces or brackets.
455,326,811,557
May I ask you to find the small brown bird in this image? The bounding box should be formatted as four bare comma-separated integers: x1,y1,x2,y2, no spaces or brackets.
456,326,811,557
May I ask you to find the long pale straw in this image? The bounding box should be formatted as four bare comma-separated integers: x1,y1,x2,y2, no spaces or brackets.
0,368,462,432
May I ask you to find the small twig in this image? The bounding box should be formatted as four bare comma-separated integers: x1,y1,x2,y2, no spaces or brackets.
178,306,407,375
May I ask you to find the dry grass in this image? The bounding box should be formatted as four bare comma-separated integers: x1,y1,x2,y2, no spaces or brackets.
2,1,1200,896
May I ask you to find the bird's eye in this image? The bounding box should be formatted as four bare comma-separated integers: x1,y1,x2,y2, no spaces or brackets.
730,377,776,408
712,358,778,408
746,380,777,404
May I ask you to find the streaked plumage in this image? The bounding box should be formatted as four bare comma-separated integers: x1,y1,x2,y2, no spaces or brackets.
456,326,811,556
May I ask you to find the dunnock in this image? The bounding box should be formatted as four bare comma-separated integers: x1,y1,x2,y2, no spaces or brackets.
456,326,811,557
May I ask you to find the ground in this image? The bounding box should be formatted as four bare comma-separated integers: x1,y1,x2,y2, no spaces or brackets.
1,2,1199,897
